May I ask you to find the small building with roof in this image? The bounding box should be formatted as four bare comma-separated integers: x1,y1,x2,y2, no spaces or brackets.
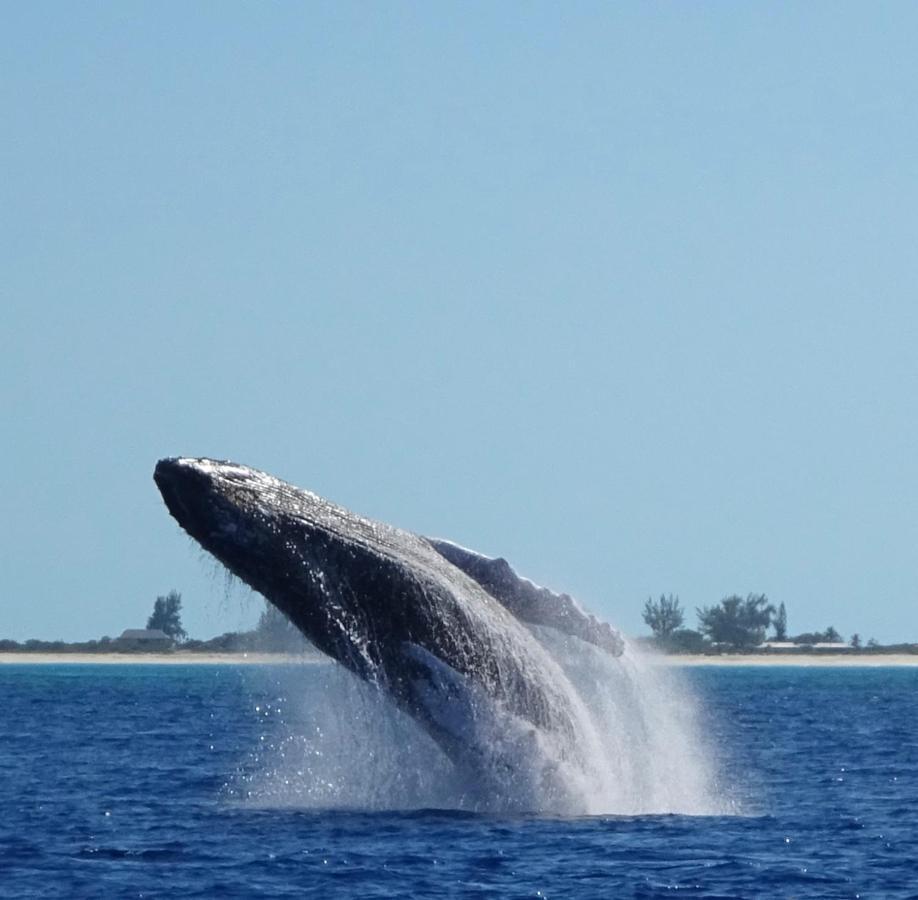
116,628,174,651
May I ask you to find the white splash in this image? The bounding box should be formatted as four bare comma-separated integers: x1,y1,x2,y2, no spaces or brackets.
233,630,735,817
532,629,733,815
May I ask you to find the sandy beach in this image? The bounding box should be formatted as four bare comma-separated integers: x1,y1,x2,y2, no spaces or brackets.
0,652,322,665
2,651,916,666
659,653,918,667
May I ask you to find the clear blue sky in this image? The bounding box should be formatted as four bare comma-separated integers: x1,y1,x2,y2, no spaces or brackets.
3,3,916,644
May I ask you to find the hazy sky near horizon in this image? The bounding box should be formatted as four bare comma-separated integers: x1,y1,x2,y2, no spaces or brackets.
3,3,917,644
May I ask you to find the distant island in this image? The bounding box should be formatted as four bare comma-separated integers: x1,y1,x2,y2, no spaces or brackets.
637,593,917,656
0,591,317,657
4,590,915,660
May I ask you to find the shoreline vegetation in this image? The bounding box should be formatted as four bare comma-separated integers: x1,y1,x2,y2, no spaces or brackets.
7,591,915,668
6,633,916,670
7,637,914,658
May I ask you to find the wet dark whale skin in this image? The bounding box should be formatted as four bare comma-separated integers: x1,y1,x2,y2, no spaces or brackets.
153,457,582,761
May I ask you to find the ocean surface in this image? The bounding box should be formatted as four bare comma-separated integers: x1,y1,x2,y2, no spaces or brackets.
1,661,916,898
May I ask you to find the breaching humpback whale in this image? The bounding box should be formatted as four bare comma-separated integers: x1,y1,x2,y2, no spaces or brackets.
154,457,623,793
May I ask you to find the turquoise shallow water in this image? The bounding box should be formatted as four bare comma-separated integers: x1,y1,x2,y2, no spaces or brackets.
1,663,916,898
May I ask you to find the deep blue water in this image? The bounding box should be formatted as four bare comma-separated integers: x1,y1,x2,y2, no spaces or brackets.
1,663,917,898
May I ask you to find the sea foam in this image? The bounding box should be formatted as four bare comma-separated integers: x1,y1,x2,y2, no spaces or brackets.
235,631,734,816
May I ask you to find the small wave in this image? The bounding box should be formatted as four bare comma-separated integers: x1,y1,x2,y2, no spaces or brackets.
75,843,191,863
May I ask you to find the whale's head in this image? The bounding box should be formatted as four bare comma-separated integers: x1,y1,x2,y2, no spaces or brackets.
154,457,387,670
153,457,468,681
155,457,256,548
154,458,306,579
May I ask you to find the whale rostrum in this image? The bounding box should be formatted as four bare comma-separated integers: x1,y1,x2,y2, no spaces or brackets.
153,457,624,789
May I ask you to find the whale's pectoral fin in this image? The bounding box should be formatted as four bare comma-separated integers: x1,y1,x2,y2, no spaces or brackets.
400,642,493,762
402,642,472,707
424,538,624,657
400,642,543,782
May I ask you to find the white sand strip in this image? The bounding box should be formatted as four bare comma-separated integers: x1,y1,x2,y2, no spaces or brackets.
656,653,918,667
3,651,917,666
0,652,323,665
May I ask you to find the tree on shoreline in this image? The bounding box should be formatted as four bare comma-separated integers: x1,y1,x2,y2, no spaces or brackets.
773,602,788,641
642,594,684,638
697,594,774,649
147,590,186,642
788,626,845,645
